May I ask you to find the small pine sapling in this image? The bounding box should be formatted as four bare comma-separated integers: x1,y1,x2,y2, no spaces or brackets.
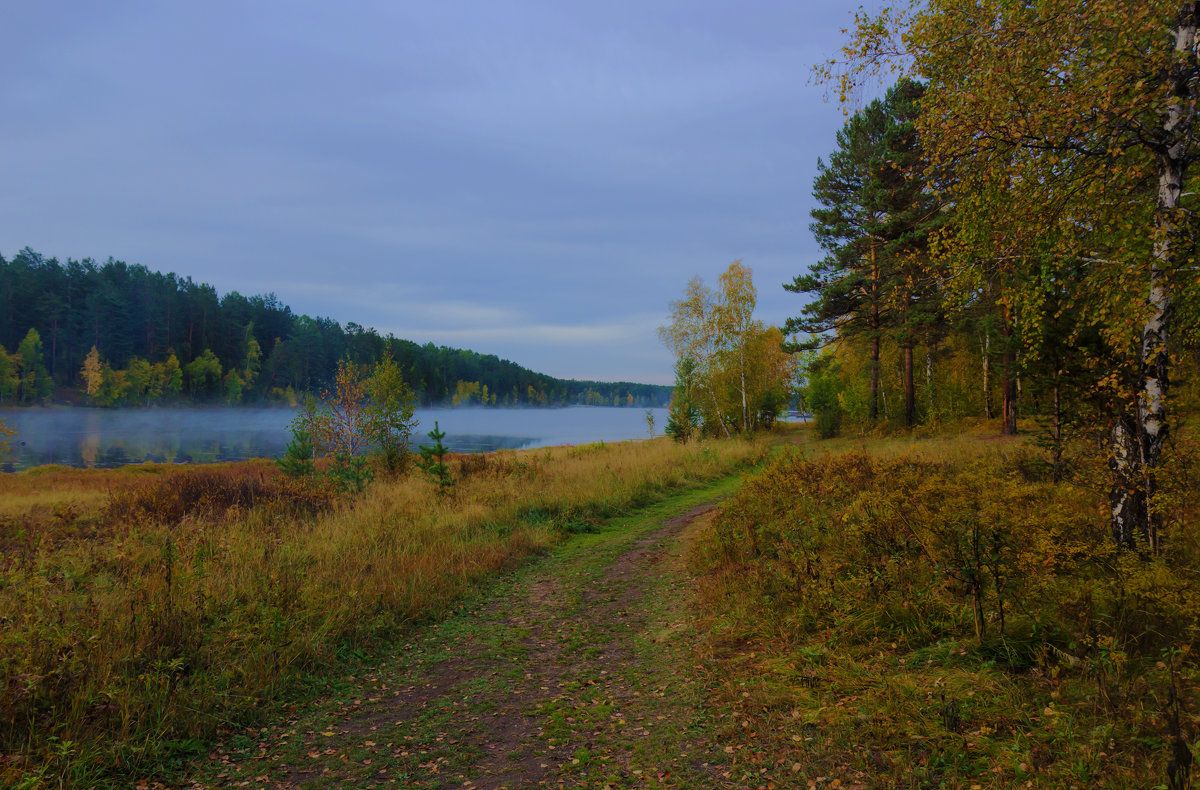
416,421,454,495
277,421,316,478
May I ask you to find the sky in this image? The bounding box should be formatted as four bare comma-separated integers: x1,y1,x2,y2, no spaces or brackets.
1,1,880,385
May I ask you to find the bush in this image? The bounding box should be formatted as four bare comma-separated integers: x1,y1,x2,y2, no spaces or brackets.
697,450,1198,661
105,466,334,526
806,359,843,438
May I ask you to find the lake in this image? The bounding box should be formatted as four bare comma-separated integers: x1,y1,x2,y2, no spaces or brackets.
0,406,669,471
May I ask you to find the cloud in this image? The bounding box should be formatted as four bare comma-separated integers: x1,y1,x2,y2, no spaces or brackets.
381,311,665,348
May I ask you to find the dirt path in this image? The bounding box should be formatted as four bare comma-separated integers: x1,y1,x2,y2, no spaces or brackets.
189,493,741,789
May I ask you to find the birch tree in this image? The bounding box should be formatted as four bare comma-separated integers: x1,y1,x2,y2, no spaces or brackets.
828,0,1200,551
660,261,792,436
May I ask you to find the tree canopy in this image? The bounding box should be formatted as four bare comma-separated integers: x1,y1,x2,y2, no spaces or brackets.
0,248,670,408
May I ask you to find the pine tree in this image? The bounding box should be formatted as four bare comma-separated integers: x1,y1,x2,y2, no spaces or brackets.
786,79,944,427
415,421,454,495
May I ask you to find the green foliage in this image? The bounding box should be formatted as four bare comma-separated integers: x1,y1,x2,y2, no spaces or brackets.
184,348,223,397
224,368,244,404
787,79,945,427
415,421,454,495
365,351,418,475
276,423,316,479
806,356,843,438
0,247,672,408
665,356,701,443
0,346,18,402
95,362,129,406
326,453,374,494
16,328,52,404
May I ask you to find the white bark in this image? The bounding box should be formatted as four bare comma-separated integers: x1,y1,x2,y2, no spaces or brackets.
1112,2,1197,551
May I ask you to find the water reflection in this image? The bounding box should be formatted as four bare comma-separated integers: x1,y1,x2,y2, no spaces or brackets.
0,406,667,471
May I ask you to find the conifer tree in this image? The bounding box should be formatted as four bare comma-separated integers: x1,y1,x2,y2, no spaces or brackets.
786,79,944,427
415,421,454,495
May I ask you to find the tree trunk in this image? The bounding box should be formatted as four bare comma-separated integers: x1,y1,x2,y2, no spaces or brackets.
1000,305,1017,435
925,346,934,420
709,388,732,439
1051,379,1063,483
1110,410,1144,550
904,343,915,427
869,245,881,423
980,333,992,419
1109,2,1196,552
870,334,880,422
739,351,749,433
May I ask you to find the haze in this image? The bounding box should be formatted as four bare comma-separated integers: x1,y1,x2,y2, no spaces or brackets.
0,1,875,384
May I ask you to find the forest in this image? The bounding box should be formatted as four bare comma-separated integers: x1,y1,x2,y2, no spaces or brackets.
791,50,1200,551
0,248,670,408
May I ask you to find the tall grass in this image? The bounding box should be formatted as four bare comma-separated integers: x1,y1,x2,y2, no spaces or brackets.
0,435,767,787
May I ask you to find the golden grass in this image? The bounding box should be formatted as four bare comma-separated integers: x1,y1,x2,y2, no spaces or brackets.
0,434,769,787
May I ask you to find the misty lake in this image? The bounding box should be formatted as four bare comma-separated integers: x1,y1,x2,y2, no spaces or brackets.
0,406,669,472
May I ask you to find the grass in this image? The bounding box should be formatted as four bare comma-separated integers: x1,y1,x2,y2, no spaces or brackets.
0,433,770,788
186,475,751,789
688,422,1200,789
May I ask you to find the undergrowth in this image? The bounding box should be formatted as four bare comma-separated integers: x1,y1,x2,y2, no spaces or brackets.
691,434,1199,788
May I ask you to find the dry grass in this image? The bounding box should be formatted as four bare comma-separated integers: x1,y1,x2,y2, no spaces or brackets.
0,434,769,787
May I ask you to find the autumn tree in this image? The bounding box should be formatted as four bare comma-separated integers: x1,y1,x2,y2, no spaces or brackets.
829,0,1200,550
365,351,418,475
81,346,102,401
660,275,731,437
660,261,794,435
0,347,17,402
312,359,371,458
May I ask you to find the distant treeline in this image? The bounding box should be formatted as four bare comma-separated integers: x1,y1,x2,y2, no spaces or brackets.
0,248,670,407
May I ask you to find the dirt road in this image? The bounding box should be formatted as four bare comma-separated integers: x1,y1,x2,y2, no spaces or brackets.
190,489,742,789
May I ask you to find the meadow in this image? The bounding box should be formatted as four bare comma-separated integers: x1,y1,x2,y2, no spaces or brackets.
0,435,768,788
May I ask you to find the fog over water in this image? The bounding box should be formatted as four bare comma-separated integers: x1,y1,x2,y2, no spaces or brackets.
0,406,668,471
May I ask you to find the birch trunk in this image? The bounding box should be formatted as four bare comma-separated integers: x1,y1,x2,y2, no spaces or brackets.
1110,3,1196,552
740,349,749,433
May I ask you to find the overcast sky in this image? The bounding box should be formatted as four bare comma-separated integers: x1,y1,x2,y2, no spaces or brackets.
1,1,879,385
